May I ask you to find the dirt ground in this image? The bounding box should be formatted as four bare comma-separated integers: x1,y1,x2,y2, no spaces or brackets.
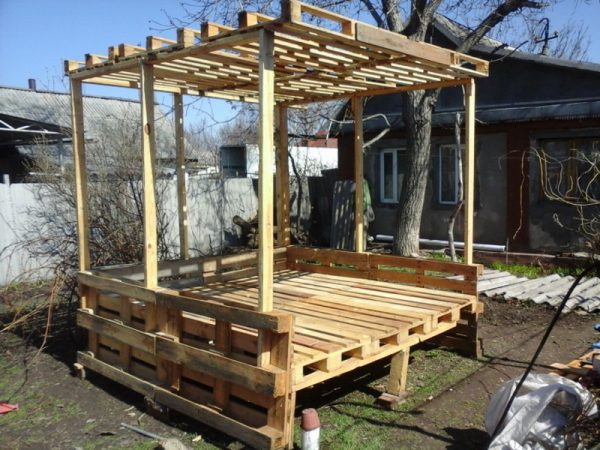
1,297,599,449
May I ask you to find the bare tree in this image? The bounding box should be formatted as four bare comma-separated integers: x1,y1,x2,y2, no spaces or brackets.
14,108,175,303
175,0,571,256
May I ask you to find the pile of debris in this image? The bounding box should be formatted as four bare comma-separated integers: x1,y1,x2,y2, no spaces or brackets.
233,215,259,248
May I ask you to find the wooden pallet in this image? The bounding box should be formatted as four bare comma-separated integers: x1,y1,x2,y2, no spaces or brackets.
181,269,477,391
550,349,600,380
75,246,481,448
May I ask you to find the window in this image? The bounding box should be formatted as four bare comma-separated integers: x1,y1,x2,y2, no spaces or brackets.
538,138,600,201
438,144,462,205
379,148,405,203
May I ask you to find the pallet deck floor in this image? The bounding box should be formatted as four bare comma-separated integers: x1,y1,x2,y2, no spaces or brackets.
180,269,478,389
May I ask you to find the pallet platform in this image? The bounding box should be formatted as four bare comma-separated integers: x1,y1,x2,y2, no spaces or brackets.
181,269,477,390
75,246,481,448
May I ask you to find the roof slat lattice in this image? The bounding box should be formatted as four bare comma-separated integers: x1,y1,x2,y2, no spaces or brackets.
65,0,488,106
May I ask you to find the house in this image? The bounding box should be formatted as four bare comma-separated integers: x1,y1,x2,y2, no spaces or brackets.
0,84,176,181
221,137,338,178
336,17,600,253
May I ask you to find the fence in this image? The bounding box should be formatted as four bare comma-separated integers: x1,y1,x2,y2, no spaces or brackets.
0,177,261,286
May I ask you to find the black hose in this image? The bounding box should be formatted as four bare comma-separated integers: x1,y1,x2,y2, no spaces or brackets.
491,260,600,439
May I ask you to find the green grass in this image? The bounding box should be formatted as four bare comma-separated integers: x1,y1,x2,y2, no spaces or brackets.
294,347,483,449
489,262,586,279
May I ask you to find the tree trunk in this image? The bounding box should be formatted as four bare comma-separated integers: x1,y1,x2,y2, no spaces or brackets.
393,90,436,255
448,112,464,262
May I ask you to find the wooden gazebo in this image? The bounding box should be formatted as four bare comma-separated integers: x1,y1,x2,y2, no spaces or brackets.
66,1,488,448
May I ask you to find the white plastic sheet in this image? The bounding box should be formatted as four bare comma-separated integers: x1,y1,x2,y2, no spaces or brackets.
486,373,598,450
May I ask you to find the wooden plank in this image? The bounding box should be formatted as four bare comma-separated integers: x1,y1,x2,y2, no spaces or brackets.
78,351,153,396
99,247,286,280
178,379,268,428
155,337,285,396
181,367,272,409
213,320,232,410
156,291,291,332
264,327,294,446
282,0,355,36
387,349,409,395
140,62,158,288
355,22,452,68
257,27,276,370
369,253,480,277
318,272,475,301
463,78,475,266
275,105,290,247
78,272,156,303
174,93,189,260
352,96,364,253
120,296,133,370
86,289,99,354
156,304,183,390
286,246,370,270
69,79,90,272
281,276,457,312
257,27,275,314
77,352,279,449
77,309,156,354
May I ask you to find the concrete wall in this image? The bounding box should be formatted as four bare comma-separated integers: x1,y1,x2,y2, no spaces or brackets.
0,183,56,285
363,132,508,246
0,177,261,286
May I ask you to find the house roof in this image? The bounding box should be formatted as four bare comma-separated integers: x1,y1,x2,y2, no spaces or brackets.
334,16,600,136
357,97,600,134
433,15,600,74
0,86,175,157
0,113,65,145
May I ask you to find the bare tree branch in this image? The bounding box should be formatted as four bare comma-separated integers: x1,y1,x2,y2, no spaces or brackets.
381,0,404,31
457,0,545,53
360,0,385,27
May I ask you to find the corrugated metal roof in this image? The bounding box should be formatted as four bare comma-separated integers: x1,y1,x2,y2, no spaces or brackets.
0,86,175,157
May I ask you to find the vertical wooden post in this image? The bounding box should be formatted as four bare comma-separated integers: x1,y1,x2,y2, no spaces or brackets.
70,78,95,353
463,79,476,265
156,307,183,391
266,329,294,447
212,320,232,410
352,96,364,253
119,296,132,371
70,78,90,273
174,93,189,260
387,349,409,395
140,62,158,289
257,28,275,313
276,105,290,247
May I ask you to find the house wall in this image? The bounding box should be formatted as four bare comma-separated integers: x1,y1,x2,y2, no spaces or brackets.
343,119,600,254
526,125,600,253
361,132,508,245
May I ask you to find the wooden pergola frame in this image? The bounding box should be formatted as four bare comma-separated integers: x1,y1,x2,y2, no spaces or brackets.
66,1,487,447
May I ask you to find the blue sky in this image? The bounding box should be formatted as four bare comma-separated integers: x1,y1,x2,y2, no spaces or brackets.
1,0,599,124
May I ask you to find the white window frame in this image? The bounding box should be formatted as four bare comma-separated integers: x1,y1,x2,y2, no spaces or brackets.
438,144,462,205
379,148,405,204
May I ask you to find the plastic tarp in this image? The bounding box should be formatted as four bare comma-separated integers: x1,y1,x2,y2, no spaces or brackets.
486,373,598,449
